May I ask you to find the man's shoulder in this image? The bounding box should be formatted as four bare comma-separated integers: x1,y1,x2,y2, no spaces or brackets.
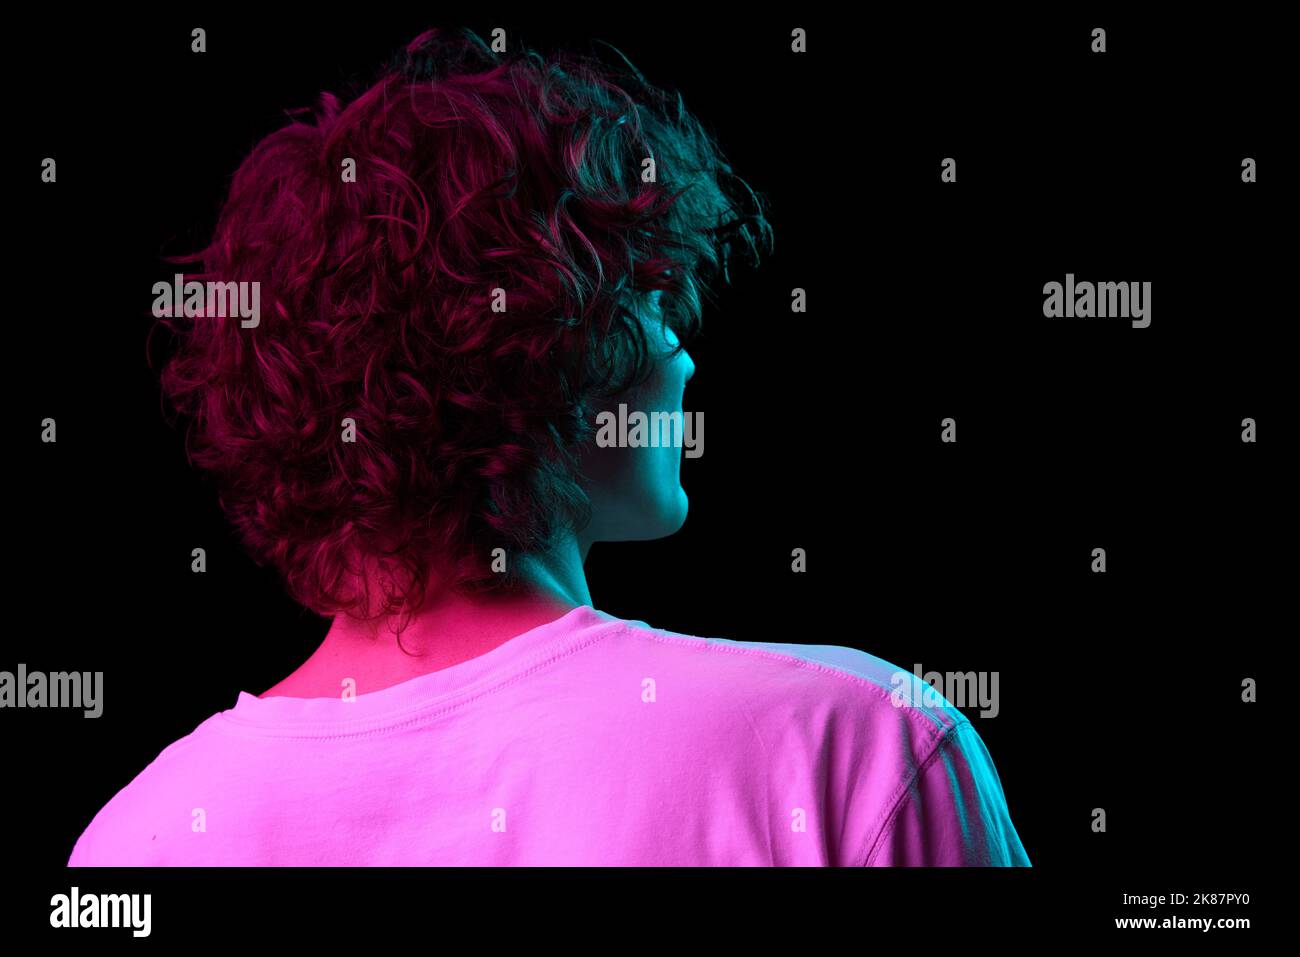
67,715,228,866
601,615,968,749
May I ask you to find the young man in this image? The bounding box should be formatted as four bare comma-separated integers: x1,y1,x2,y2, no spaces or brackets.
70,27,1027,867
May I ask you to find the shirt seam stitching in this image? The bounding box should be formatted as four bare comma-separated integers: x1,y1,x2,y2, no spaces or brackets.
858,721,970,867
214,621,627,740
627,628,959,746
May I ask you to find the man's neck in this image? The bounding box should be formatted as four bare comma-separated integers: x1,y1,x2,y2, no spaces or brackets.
259,534,593,700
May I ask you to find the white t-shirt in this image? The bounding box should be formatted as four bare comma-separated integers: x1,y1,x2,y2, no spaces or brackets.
69,605,1029,866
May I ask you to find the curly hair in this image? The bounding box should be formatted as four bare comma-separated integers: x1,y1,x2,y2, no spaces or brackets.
157,26,772,627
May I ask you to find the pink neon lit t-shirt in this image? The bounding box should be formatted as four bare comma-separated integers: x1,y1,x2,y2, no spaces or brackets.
67,605,1030,866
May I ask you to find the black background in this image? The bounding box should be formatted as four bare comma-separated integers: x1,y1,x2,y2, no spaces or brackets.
9,5,1282,939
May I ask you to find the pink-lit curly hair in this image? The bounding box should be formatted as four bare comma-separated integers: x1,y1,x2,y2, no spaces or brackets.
157,26,772,626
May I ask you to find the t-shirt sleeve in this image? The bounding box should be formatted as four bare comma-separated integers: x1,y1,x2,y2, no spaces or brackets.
864,721,1030,866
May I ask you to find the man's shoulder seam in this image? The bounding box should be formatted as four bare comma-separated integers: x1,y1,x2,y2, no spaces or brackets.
615,624,960,742
858,721,970,867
